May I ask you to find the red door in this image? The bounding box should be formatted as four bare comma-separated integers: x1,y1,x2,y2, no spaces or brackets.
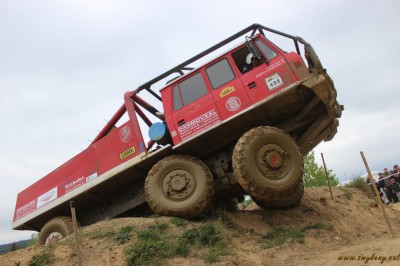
205,57,252,121
240,38,298,104
170,71,221,143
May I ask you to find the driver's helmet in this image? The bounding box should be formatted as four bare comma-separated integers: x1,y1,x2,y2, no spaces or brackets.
246,53,257,64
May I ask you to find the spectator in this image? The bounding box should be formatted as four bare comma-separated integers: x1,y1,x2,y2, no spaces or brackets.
391,165,400,183
383,167,390,178
389,178,400,203
382,168,393,203
377,173,390,204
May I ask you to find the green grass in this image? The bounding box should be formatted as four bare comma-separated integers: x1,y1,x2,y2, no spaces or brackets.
125,222,173,265
85,225,134,244
124,220,228,265
262,223,333,248
262,227,305,248
207,202,236,228
177,223,226,262
29,247,55,266
344,177,374,198
114,225,134,245
27,233,38,247
302,222,333,231
85,228,116,239
170,217,188,227
339,186,353,200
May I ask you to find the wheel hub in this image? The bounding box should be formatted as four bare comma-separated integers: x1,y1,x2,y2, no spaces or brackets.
45,231,63,245
265,150,283,168
162,169,196,201
257,144,290,180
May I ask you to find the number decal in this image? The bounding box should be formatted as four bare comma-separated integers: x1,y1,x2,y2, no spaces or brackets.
265,73,284,91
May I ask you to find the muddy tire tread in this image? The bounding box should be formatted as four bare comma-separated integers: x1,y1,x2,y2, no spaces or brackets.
145,154,214,218
38,216,73,245
254,181,304,210
233,126,303,201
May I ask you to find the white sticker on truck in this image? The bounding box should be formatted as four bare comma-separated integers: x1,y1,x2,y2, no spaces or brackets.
36,187,58,209
265,73,284,91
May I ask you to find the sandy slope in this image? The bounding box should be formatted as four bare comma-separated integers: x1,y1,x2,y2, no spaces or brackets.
1,186,400,266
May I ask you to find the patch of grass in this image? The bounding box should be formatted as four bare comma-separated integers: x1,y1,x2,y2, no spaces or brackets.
262,223,333,249
341,188,353,200
27,233,38,247
345,177,374,198
302,222,333,231
114,226,134,245
85,229,116,240
208,203,236,228
177,223,226,262
204,244,228,264
125,222,173,265
125,221,228,265
85,225,134,245
242,196,253,209
29,247,54,266
170,217,188,227
262,227,305,248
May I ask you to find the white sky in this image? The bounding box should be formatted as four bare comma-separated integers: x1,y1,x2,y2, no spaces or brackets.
1,0,400,244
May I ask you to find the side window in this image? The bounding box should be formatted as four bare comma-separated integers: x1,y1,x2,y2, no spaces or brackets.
255,39,277,60
173,72,208,110
206,58,235,89
173,85,183,110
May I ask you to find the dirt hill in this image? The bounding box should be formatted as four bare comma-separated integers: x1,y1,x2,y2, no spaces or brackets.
2,186,400,266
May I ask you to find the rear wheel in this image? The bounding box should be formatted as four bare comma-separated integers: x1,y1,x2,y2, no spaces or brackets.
232,126,303,201
253,181,304,210
38,216,74,245
145,154,214,218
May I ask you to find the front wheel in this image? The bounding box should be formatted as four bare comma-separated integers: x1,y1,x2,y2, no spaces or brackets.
38,216,74,245
145,154,214,218
233,126,303,201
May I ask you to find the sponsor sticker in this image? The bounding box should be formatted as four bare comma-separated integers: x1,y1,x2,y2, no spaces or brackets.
37,187,57,209
120,146,136,160
86,172,98,183
15,199,37,220
219,86,235,98
178,109,220,140
119,125,131,143
226,97,241,112
64,176,85,193
265,73,284,91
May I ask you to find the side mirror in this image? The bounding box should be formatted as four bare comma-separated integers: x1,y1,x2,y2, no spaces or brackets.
245,37,269,65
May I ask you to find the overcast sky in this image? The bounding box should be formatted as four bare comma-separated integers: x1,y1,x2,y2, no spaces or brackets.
1,0,400,244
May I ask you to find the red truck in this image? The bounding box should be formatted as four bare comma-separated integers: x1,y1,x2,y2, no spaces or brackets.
13,24,343,245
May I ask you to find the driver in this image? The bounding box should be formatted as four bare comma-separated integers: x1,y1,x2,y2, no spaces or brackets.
246,53,260,68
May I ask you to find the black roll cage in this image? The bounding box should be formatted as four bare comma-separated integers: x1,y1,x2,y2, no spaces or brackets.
135,23,311,102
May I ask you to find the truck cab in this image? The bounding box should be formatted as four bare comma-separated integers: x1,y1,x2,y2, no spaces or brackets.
161,34,310,146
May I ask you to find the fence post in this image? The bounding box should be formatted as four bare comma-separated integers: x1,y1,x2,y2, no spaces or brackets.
321,153,334,200
70,201,83,265
360,151,395,238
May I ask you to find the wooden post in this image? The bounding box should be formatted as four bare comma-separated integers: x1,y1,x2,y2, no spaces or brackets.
321,153,334,200
360,151,395,238
70,201,83,265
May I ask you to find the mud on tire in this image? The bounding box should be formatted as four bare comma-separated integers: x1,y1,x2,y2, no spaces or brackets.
253,181,304,210
144,154,214,218
38,216,74,245
232,126,303,201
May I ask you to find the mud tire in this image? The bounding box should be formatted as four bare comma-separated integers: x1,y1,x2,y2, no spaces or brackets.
253,181,304,210
38,216,74,245
145,154,214,218
233,126,303,201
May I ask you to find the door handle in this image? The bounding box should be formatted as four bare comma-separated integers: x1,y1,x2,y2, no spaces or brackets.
178,119,185,126
247,81,257,89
